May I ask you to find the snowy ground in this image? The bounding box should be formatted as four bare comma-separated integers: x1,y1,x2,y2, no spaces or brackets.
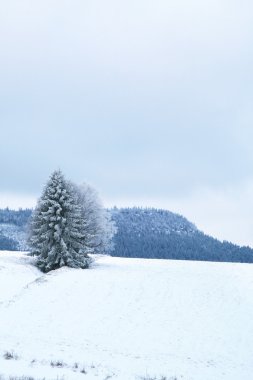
0,252,253,380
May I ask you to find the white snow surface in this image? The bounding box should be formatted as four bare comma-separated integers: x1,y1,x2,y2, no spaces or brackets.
0,251,253,380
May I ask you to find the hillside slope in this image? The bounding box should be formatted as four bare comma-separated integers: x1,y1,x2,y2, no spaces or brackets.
111,208,253,262
0,208,31,250
0,251,252,380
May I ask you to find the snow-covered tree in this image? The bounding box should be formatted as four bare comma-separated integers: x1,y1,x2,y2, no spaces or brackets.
71,182,116,254
28,170,92,272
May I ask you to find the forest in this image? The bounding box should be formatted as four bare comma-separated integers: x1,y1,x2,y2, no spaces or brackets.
0,206,252,263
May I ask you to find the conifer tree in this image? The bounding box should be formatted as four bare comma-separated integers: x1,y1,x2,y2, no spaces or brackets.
28,170,91,272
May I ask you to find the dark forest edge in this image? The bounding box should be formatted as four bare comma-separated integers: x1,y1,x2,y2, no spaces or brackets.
0,207,252,263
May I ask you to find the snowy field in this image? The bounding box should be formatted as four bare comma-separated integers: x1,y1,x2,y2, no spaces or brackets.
0,252,253,380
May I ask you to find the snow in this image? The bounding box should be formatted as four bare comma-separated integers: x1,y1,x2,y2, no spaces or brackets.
0,251,253,380
0,223,28,250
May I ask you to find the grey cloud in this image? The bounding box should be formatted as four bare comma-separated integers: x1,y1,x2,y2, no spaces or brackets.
0,0,253,201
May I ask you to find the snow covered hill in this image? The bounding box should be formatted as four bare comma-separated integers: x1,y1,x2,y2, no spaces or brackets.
0,252,253,380
1,207,253,263
111,208,253,263
0,223,28,250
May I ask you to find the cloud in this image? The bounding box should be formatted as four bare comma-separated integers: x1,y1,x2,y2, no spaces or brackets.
0,0,253,245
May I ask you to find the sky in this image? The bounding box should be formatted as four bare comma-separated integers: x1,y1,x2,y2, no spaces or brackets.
0,0,253,246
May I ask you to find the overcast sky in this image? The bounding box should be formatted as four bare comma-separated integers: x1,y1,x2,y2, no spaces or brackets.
0,0,253,246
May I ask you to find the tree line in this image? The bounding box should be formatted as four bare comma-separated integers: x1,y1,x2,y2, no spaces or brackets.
1,175,253,268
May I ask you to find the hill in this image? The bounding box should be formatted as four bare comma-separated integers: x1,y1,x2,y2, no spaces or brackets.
0,208,31,250
0,207,253,263
110,207,253,263
0,251,252,380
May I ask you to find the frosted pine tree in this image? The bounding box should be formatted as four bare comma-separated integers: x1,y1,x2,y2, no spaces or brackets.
28,170,92,272
72,182,116,254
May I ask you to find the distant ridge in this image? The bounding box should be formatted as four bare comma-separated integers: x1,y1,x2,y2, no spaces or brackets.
0,207,253,263
110,207,253,263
